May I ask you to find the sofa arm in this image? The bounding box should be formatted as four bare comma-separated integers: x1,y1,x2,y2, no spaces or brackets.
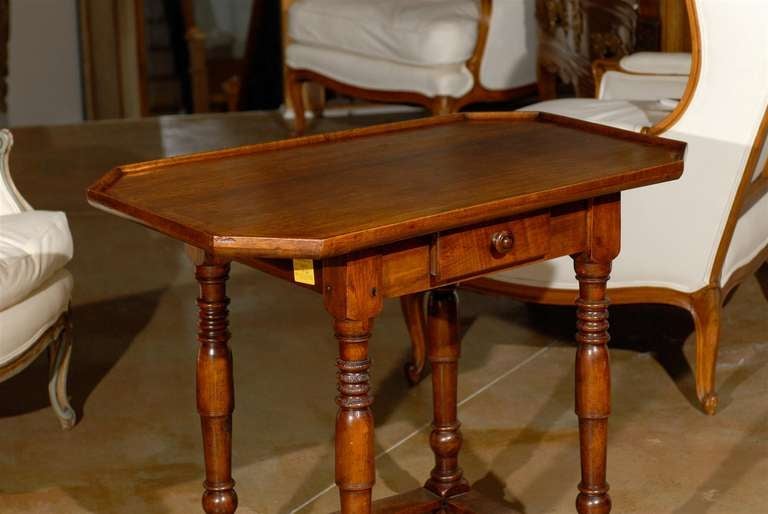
0,130,32,215
592,52,692,102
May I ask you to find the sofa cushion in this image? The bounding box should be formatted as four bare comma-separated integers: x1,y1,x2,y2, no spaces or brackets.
0,211,73,311
288,0,479,66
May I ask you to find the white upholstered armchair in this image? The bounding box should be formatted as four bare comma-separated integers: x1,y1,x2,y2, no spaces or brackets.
0,130,75,429
405,0,768,416
285,0,538,134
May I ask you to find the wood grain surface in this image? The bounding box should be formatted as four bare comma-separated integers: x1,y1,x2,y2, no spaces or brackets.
87,112,684,259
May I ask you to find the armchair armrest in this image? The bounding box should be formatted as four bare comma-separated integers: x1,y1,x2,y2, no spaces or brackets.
465,0,492,81
592,52,692,102
619,52,692,75
0,130,32,215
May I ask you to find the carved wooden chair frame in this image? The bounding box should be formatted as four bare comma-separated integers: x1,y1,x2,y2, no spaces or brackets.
0,310,75,429
285,0,538,134
0,130,75,430
404,0,768,415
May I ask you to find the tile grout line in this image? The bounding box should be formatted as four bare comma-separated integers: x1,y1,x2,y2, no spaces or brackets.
288,343,553,514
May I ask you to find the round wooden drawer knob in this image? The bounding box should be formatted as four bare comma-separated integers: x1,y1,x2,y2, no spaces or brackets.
491,230,514,254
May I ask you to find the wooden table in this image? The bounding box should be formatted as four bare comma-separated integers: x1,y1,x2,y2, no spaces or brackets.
87,112,685,514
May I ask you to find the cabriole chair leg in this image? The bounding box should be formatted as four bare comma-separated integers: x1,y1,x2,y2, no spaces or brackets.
691,286,722,415
48,316,76,430
401,293,427,385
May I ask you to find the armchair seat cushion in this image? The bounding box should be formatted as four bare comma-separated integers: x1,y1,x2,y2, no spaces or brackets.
287,0,479,67
0,211,73,311
286,43,474,98
0,268,72,366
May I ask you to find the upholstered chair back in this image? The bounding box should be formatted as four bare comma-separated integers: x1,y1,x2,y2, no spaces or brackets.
616,0,768,292
480,0,537,90
0,130,31,216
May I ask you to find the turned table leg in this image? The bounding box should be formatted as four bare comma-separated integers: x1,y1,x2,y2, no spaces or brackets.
573,256,612,514
324,253,383,514
334,319,376,514
572,194,620,514
425,286,470,499
195,261,238,514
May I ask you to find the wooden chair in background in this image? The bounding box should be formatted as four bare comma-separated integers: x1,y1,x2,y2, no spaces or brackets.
181,0,258,113
284,0,539,134
404,0,768,416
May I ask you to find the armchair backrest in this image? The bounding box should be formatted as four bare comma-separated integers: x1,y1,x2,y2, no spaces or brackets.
479,0,537,91
619,0,768,292
0,129,31,216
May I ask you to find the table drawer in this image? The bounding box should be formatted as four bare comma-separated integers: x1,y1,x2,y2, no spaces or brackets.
434,211,551,282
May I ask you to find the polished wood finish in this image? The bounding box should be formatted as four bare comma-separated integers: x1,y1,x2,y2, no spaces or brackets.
445,490,521,514
435,211,550,282
285,0,537,134
355,488,442,514
646,0,701,137
424,286,470,499
401,292,428,385
89,115,683,513
87,113,684,260
572,194,620,514
324,252,382,513
194,256,237,514
661,0,692,53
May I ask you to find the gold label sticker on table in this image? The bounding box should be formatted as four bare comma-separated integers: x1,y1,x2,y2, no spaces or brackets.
293,259,316,285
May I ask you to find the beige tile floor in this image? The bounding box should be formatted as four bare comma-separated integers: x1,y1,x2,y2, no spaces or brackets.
1,111,766,514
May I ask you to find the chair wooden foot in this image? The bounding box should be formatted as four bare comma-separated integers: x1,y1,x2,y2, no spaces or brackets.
286,69,307,136
48,312,76,431
431,96,455,116
307,83,326,120
691,286,722,415
222,76,242,112
401,293,427,385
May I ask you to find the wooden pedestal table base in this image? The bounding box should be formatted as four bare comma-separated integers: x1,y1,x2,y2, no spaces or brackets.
87,113,685,513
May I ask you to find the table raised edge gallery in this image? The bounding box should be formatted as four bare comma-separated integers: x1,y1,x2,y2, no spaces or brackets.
86,112,685,514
